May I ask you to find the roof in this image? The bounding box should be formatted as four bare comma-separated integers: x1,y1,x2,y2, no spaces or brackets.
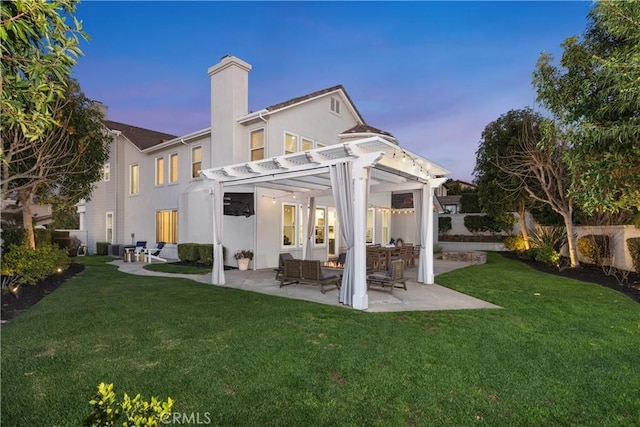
264,84,365,123
103,120,178,150
437,195,462,205
342,123,395,138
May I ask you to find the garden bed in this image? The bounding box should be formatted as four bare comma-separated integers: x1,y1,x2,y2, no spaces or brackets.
498,251,640,303
1,263,85,321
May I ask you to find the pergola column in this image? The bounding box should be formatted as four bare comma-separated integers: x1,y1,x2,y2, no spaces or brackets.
351,161,369,310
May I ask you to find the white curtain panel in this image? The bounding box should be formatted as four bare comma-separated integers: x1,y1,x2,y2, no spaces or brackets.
304,197,316,260
414,186,426,283
329,162,355,306
211,181,225,285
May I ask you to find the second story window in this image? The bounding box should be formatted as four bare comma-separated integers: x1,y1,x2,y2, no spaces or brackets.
284,132,298,155
191,146,202,179
155,157,164,186
102,163,110,182
331,97,341,114
250,129,264,161
130,164,139,195
301,138,313,151
169,153,178,183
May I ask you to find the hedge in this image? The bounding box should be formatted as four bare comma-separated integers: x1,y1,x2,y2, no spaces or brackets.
178,243,227,264
96,242,109,255
577,234,610,266
627,237,640,273
438,217,452,235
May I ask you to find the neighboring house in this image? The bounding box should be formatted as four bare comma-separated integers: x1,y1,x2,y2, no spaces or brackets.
80,56,450,309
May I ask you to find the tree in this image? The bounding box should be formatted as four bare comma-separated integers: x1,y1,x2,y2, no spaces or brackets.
474,108,546,250
495,118,580,267
533,0,640,214
2,81,111,248
1,0,85,143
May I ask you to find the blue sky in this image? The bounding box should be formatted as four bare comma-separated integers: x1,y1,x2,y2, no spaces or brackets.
73,1,594,182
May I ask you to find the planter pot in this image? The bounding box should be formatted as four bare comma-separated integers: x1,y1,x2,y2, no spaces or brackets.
237,258,250,271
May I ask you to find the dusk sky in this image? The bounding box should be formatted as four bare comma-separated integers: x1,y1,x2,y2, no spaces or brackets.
73,1,594,182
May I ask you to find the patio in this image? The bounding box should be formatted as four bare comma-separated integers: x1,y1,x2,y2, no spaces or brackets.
112,258,500,312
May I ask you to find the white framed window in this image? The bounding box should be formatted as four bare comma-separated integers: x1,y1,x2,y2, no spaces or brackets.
366,208,375,244
130,164,139,195
250,129,265,161
156,210,178,244
331,97,341,114
155,157,165,186
169,153,178,183
301,137,314,152
191,146,202,178
282,204,297,247
284,132,298,155
106,212,114,244
102,163,110,182
314,207,326,245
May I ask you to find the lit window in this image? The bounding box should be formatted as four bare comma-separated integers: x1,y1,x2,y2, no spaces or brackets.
155,157,164,186
284,133,297,154
169,153,178,183
191,146,202,178
103,163,110,182
366,208,374,244
251,129,264,161
315,207,325,245
331,97,341,114
282,204,297,247
130,164,139,195
106,212,114,243
156,210,178,244
301,138,313,151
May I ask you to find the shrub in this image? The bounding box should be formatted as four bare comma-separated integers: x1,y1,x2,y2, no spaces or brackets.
68,236,82,257
438,217,452,235
34,228,52,246
464,215,492,234
234,249,253,260
1,244,70,294
96,242,109,255
530,225,567,252
1,228,26,252
177,243,200,263
577,234,611,266
84,382,174,427
524,244,560,265
627,237,640,273
198,244,214,265
504,235,528,253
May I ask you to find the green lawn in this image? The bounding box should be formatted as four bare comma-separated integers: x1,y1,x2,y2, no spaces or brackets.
1,253,639,426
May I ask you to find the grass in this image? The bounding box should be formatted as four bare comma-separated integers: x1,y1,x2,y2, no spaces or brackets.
142,262,210,275
1,253,639,426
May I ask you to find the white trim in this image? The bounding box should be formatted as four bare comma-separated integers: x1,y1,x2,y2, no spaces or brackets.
191,145,202,180
106,211,114,244
142,127,210,154
155,156,165,187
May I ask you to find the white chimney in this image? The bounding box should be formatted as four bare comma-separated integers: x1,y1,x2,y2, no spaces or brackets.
208,55,252,167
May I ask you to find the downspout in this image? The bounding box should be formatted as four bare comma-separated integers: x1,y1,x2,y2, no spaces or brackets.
110,130,122,247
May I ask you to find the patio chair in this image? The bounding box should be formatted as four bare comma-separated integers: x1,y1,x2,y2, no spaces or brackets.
336,252,346,267
274,253,295,280
133,241,147,262
367,259,407,294
144,242,166,263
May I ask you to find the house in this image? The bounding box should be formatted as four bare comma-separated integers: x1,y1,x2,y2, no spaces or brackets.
79,55,450,309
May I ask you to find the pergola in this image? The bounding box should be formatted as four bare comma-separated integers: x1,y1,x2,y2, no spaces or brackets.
200,136,449,310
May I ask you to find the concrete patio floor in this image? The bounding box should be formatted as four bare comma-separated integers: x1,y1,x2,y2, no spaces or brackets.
111,258,500,312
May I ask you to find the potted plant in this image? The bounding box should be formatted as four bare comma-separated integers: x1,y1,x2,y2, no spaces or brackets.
233,249,253,271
